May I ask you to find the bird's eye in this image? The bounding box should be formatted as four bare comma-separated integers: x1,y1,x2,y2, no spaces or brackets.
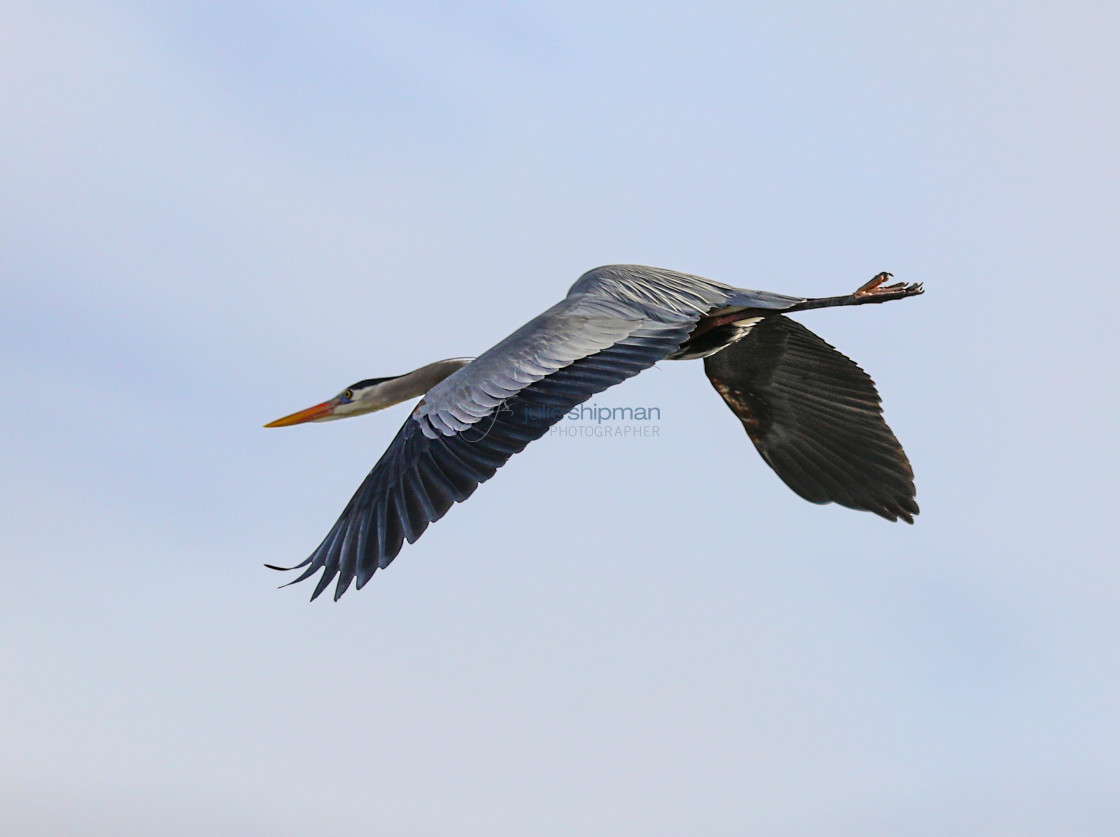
344,389,353,400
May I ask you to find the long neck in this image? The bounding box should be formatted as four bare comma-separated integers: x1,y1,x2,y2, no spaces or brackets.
377,358,472,406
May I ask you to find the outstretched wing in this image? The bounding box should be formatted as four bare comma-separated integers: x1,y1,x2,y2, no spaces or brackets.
704,315,918,522
276,266,806,600
277,318,688,600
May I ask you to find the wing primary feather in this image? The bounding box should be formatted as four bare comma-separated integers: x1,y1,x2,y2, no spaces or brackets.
354,511,375,588
331,514,362,601
705,314,917,523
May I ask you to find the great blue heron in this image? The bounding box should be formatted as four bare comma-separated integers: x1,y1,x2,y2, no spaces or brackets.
266,265,923,600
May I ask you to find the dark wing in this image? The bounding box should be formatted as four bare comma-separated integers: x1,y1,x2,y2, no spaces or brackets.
704,315,918,522
274,318,696,600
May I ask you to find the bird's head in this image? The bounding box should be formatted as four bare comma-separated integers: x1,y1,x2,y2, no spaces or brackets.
264,377,402,427
264,358,473,428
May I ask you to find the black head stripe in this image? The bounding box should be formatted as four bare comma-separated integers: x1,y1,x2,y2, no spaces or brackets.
350,375,403,391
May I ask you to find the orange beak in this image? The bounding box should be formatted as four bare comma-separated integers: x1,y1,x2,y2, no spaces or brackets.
264,399,337,428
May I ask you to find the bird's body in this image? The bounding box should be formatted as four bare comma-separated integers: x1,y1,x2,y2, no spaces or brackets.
266,265,923,600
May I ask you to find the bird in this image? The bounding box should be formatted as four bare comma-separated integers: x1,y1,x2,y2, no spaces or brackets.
265,265,923,601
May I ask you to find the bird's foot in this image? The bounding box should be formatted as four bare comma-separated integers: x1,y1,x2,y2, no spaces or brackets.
854,272,924,299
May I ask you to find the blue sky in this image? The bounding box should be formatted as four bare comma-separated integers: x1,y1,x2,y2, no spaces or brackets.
2,2,1118,834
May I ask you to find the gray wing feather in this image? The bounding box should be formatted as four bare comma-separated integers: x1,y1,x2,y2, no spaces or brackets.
418,296,641,436
568,264,806,314
419,265,804,439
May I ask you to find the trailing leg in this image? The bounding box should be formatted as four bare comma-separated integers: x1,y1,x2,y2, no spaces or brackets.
785,272,924,313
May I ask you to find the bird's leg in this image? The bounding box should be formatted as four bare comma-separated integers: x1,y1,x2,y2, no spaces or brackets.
784,273,924,313
671,273,923,360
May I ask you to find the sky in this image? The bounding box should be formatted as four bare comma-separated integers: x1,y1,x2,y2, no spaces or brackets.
2,2,1118,834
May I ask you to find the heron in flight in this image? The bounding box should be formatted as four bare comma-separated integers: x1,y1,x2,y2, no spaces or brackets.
266,265,923,600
